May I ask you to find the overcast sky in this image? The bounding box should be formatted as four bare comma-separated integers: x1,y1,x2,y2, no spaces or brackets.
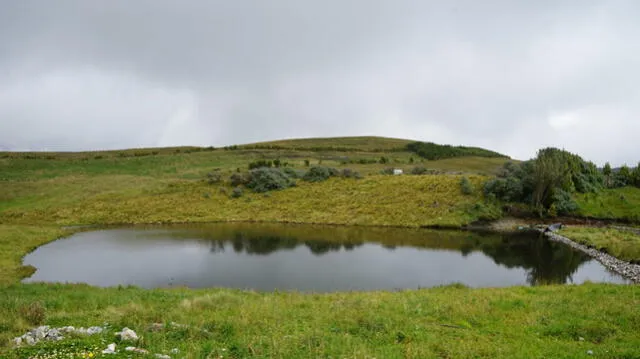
1,1,639,165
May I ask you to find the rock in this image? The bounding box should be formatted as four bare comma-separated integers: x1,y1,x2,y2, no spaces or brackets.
46,328,63,341
34,326,49,340
155,354,171,359
116,327,139,341
102,343,117,354
579,337,585,341
544,223,563,233
61,326,75,333
87,326,103,335
170,348,179,354
125,346,149,354
25,335,36,346
13,337,22,347
587,350,594,355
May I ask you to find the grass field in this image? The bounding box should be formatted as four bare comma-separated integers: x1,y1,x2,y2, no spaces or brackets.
575,187,640,222
1,137,639,357
2,283,639,359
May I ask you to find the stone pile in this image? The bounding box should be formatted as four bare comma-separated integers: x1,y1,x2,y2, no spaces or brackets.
13,325,104,346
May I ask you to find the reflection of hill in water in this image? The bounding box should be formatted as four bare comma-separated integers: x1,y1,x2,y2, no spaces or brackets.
139,223,590,285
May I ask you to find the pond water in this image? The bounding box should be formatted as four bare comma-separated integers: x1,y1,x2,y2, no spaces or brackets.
23,223,629,291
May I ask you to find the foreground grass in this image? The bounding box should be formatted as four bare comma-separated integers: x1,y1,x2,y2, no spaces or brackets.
560,226,640,263
2,283,639,358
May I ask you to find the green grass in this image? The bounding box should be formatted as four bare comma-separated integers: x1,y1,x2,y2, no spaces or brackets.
2,283,639,358
575,187,640,222
241,136,415,151
560,226,640,263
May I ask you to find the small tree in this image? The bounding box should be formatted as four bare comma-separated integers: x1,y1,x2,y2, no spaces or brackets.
632,162,640,188
460,177,474,195
615,165,632,187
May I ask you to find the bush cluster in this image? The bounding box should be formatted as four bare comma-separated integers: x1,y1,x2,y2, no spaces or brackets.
246,168,296,193
460,177,474,195
407,141,508,160
483,148,602,216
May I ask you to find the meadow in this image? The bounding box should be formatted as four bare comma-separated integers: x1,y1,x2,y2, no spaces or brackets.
1,137,639,357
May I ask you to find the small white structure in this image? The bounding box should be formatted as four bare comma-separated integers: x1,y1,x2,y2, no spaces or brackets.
393,169,403,175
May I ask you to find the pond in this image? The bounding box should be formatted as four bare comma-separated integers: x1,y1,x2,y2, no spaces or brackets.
23,223,629,291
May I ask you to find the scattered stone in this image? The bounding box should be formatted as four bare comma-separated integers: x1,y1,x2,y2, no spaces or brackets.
170,348,179,354
579,337,585,341
125,346,149,354
102,343,117,354
13,337,22,347
155,354,171,359
587,350,594,355
116,327,139,341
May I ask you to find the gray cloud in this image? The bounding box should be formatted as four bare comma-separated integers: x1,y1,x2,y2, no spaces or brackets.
0,0,639,165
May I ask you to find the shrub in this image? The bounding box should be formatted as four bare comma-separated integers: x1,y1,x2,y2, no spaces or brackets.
231,187,244,198
460,177,474,195
230,172,250,187
283,167,306,179
248,160,273,170
304,159,310,167
341,168,362,179
303,166,339,182
379,168,395,175
247,168,295,192
206,169,223,184
411,166,440,175
551,189,579,215
19,302,46,325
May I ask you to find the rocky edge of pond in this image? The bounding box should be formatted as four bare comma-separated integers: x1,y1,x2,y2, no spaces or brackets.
540,225,640,283
13,325,178,358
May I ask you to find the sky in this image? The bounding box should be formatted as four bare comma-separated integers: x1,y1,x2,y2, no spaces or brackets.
0,1,639,165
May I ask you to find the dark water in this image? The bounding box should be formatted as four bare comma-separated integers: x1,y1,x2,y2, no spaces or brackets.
23,223,629,291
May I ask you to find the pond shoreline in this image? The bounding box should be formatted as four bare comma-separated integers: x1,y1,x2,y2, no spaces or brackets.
541,230,640,283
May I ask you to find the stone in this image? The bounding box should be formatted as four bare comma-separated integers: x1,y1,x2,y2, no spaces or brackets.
125,346,149,354
34,326,49,340
61,326,75,333
102,343,117,354
579,337,585,341
13,337,22,347
587,350,594,355
155,354,171,359
170,348,179,354
116,327,139,341
46,328,63,341
25,335,36,346
87,326,103,335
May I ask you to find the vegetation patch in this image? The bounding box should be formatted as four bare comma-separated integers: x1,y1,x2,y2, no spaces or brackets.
407,141,508,160
560,226,640,263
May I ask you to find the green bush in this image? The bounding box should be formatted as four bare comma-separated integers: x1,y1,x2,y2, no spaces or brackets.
283,167,306,179
247,168,296,192
551,189,579,215
460,177,474,195
230,172,250,187
303,166,339,182
248,160,273,170
206,169,223,184
411,166,440,175
231,187,244,198
341,168,362,179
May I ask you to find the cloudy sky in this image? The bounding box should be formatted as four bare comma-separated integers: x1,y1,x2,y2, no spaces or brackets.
1,1,639,165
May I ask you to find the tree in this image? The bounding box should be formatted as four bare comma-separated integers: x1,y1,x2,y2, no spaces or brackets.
632,162,640,187
603,162,612,188
616,165,632,187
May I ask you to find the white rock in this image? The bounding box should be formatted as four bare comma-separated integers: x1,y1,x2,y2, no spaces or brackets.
25,335,36,346
61,326,75,333
155,354,171,359
579,337,585,341
170,348,179,354
116,327,139,341
102,343,117,354
13,337,22,347
87,326,103,335
587,350,594,355
125,346,149,354
34,326,49,340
